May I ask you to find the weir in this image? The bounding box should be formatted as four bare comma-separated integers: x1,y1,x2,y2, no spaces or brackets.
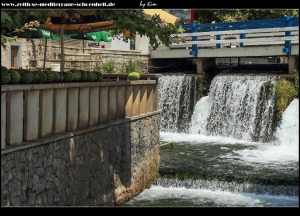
158,74,197,133
190,74,279,142
155,73,299,202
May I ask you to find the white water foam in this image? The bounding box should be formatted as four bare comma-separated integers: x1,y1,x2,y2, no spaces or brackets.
222,98,299,164
124,185,299,207
160,98,299,165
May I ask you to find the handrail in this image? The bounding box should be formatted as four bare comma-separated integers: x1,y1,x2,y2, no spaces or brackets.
170,16,299,56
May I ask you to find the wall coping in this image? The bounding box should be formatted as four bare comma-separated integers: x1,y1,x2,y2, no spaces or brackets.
1,110,161,155
1,80,157,91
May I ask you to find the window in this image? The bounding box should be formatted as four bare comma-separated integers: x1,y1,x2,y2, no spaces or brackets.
9,42,22,69
11,46,18,69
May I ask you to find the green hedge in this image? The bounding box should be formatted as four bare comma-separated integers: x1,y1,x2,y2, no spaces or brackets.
0,67,104,85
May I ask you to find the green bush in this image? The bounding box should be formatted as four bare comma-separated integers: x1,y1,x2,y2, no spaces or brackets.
102,61,115,74
37,71,47,83
18,70,33,84
1,71,10,84
31,71,39,84
93,62,103,73
52,71,61,83
70,70,82,82
125,58,142,74
128,72,140,80
79,70,87,82
7,69,20,84
95,71,103,81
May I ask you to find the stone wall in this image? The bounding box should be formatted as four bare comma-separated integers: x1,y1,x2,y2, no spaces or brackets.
1,114,160,206
1,38,150,73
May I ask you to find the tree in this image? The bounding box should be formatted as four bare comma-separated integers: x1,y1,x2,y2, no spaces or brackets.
1,10,54,48
1,9,179,50
194,9,299,24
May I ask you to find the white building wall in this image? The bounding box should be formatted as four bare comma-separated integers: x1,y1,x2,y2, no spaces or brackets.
135,35,151,55
110,36,131,51
110,34,151,55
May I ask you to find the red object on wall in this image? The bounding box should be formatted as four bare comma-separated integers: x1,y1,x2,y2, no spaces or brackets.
190,9,194,23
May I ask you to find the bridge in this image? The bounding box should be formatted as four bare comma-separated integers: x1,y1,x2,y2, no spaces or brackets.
150,16,299,73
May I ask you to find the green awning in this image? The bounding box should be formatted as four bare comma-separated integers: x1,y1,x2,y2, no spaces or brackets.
69,31,112,42
35,29,69,40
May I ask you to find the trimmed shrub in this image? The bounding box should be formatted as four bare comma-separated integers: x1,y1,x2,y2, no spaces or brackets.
7,70,20,84
79,70,87,82
44,71,55,83
37,71,47,83
63,72,74,82
52,71,61,83
31,71,40,84
70,70,82,82
1,71,10,84
128,72,140,80
95,72,103,81
18,70,33,84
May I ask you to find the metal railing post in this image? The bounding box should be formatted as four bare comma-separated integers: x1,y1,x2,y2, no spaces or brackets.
283,16,291,53
190,23,198,56
239,25,246,47
216,25,221,48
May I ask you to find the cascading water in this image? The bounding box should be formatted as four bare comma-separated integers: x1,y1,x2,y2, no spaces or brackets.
189,74,279,142
158,74,197,133
123,73,299,207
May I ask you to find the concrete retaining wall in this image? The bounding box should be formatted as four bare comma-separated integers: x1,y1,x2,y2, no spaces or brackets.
1,113,160,206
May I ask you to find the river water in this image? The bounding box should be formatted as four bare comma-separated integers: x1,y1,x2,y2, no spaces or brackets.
121,74,299,207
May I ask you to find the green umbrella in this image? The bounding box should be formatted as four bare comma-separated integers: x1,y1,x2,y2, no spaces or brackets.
35,28,70,40
68,31,112,53
69,31,112,42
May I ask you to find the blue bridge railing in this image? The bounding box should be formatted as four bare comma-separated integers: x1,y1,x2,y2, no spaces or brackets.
173,16,299,56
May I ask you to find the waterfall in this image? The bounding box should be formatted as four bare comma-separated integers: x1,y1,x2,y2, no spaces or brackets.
158,74,197,133
189,74,279,142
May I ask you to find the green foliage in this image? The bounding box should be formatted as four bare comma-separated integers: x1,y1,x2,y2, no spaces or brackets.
194,9,299,23
91,10,179,49
79,70,88,82
37,71,47,83
1,10,53,49
2,9,181,50
86,71,97,82
62,72,74,82
1,66,8,72
102,61,115,74
52,71,61,83
31,71,39,83
7,69,20,84
125,58,142,74
92,62,103,73
44,71,55,83
70,70,82,82
275,77,298,121
128,72,140,80
1,71,10,84
58,72,64,82
94,72,103,81
18,69,33,84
